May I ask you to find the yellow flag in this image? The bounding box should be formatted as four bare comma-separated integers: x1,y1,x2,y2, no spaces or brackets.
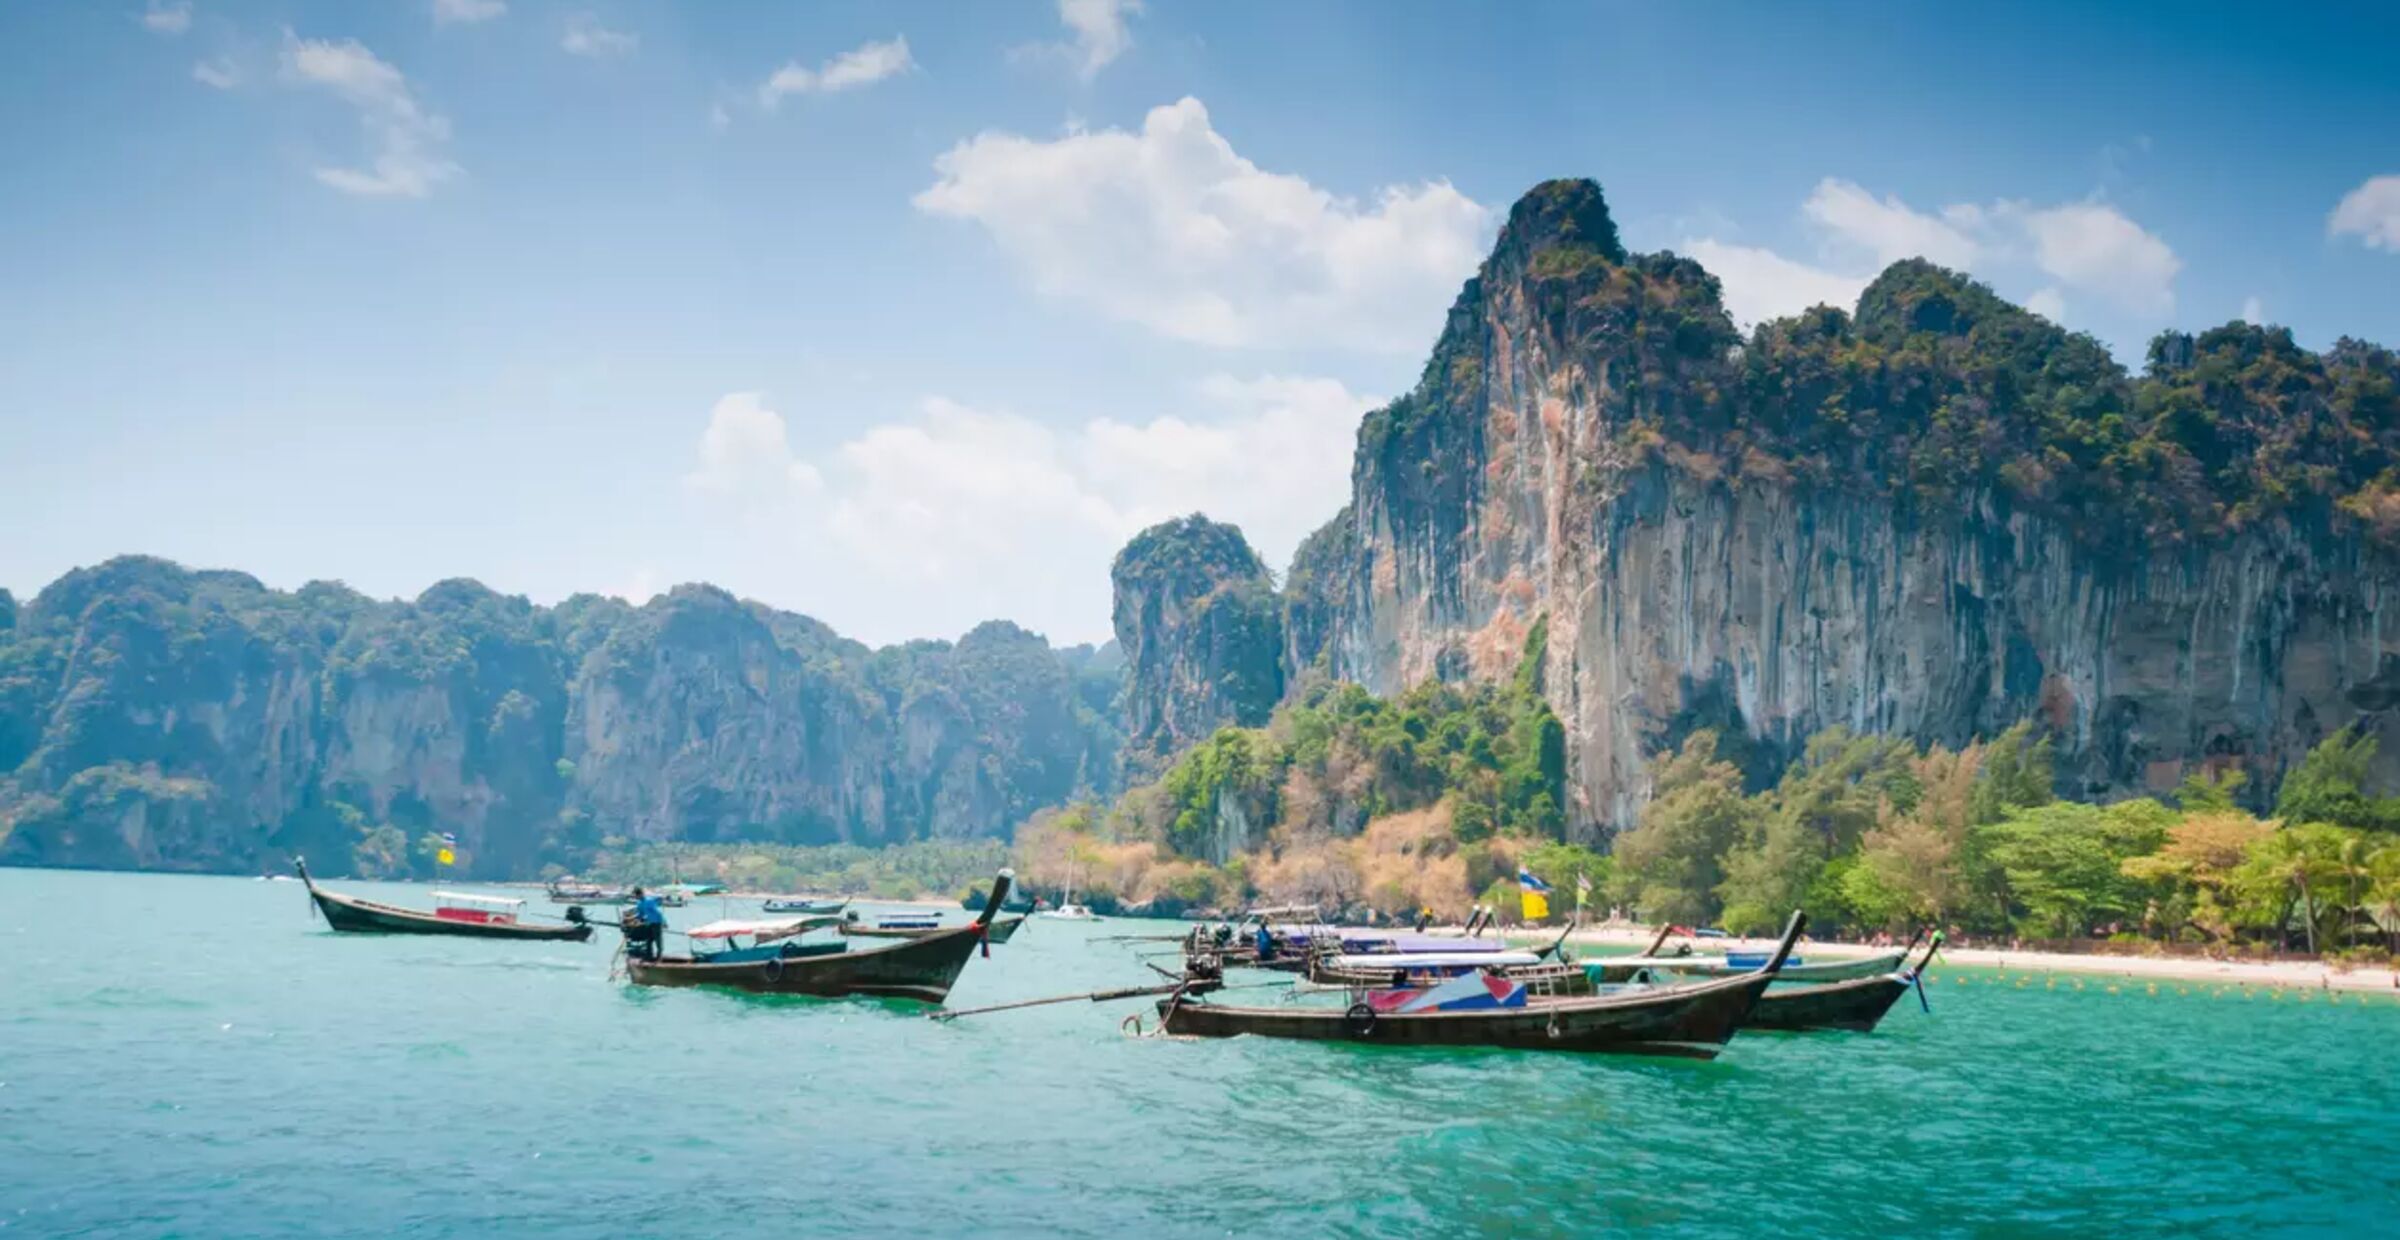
436,847,455,866
1521,888,1549,921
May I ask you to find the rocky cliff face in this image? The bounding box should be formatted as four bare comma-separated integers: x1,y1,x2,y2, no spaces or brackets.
1178,179,2400,836
1110,515,1285,779
0,558,1120,874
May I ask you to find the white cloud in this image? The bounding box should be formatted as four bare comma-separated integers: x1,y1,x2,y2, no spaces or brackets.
192,57,240,90
2330,175,2400,252
1803,178,1983,268
758,37,913,109
2241,296,2265,325
2017,202,2179,314
915,97,1492,352
433,0,506,25
685,393,825,496
1056,0,1140,79
143,2,192,36
685,377,1373,641
1679,240,1867,329
281,33,458,198
562,13,637,60
1685,178,2181,335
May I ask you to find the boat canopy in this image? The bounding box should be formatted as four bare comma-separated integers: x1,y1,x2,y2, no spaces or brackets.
432,891,523,910
687,915,837,942
1330,950,1543,970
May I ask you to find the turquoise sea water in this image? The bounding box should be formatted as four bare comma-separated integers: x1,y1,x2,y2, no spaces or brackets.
3,869,2396,1238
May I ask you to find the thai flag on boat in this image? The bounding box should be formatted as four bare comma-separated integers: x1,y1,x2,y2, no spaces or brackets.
1517,868,1551,893
437,832,458,846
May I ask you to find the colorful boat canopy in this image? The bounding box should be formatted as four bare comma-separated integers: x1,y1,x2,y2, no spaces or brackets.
1367,972,1529,1014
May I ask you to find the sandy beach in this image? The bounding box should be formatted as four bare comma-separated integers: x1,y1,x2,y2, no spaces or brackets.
1507,923,2400,994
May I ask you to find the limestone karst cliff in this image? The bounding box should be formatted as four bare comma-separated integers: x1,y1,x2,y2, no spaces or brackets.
0,557,1121,874
1139,178,2400,838
1110,515,1285,780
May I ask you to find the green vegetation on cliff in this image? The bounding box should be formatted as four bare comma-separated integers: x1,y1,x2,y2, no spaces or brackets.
1340,179,2400,575
1005,625,1577,919
0,556,1122,877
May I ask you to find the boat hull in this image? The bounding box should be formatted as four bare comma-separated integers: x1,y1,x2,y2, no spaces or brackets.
1744,974,1916,1033
308,887,593,941
627,922,988,1003
1157,970,1774,1059
984,914,1025,944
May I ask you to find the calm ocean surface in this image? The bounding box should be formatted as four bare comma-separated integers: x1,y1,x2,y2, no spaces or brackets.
3,869,2395,1238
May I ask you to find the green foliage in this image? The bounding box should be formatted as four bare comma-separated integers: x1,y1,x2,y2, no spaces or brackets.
1611,732,1760,925
2174,766,2246,812
0,554,1123,877
2273,727,2400,830
1138,622,1574,862
1972,722,2056,822
1972,801,2164,938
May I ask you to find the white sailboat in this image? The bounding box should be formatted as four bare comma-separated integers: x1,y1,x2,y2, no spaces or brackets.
1036,856,1099,921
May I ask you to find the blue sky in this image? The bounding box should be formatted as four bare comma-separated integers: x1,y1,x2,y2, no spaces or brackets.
3,0,2395,646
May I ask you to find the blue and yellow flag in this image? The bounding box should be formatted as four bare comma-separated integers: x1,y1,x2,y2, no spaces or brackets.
1518,867,1552,921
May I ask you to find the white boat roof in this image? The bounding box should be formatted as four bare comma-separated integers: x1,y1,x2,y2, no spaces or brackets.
432,891,522,909
688,915,837,941
1331,950,1543,969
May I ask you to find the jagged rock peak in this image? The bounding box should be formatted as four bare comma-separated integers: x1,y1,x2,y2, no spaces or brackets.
1490,178,1627,276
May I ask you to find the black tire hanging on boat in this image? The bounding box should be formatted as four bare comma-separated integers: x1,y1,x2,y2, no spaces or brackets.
762,956,784,983
1343,1002,1377,1038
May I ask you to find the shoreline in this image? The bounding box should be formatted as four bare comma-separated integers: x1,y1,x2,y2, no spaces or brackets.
1503,923,2400,994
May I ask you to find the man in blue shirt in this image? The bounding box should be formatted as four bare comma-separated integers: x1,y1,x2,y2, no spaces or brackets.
625,886,666,959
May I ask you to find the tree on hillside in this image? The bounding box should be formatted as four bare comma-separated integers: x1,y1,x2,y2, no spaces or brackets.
1973,800,2164,938
2274,727,2400,831
1611,731,1758,924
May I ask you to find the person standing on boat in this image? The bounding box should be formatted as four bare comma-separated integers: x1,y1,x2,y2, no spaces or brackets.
1253,920,1278,963
625,886,667,960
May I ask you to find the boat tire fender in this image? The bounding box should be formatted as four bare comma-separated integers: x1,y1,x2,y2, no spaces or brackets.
1344,1002,1377,1038
761,956,784,984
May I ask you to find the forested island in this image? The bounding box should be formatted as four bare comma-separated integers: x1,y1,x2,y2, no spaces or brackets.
7,177,2399,958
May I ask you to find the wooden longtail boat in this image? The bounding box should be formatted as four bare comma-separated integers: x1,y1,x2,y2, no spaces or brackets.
1741,933,1941,1033
624,871,1014,1003
1156,912,1805,1059
762,896,848,915
295,858,595,942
